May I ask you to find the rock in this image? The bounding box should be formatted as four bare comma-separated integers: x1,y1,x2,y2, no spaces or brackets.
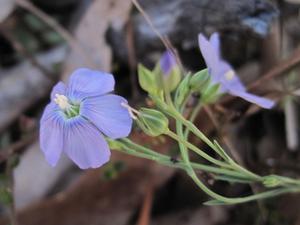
13,142,73,209
0,0,15,23
107,0,278,67
32,0,80,9
0,46,67,133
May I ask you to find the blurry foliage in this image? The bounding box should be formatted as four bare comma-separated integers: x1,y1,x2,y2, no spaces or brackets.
102,161,127,181
11,10,65,53
0,8,66,68
0,175,12,206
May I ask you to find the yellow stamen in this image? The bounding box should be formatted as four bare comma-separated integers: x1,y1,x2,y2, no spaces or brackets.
225,70,235,81
54,94,71,110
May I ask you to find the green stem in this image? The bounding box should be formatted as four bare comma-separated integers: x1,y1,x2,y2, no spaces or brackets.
190,172,298,204
118,138,244,178
166,130,231,168
188,102,202,124
174,108,262,204
181,99,201,140
167,105,261,181
121,138,167,158
174,101,239,204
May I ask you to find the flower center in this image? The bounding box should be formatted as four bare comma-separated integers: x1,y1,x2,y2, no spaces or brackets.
54,94,71,110
54,94,80,118
224,70,235,81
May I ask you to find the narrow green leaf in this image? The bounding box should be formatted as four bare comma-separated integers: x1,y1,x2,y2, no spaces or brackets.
138,64,157,94
203,199,229,206
214,175,252,184
174,74,191,107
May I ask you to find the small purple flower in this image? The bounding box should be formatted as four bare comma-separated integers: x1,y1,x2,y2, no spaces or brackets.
40,68,133,169
160,50,177,75
198,32,274,109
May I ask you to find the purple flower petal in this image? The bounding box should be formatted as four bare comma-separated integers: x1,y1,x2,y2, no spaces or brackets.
160,50,177,75
209,33,221,55
50,81,66,100
199,32,275,109
81,94,133,139
63,117,110,169
231,90,275,109
39,103,64,166
67,68,115,99
218,65,246,93
198,34,220,77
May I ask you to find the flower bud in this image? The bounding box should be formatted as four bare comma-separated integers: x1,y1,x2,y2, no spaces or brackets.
190,68,210,92
136,108,169,136
159,51,181,92
174,74,191,107
201,83,221,104
263,175,282,188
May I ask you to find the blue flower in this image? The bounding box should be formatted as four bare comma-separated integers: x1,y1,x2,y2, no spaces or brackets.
198,33,275,109
40,68,133,169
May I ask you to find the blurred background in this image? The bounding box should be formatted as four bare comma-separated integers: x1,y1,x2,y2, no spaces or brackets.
0,0,300,224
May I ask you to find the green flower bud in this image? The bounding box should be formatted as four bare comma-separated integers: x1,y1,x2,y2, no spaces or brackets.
136,108,169,136
190,68,210,92
163,67,181,92
158,51,181,92
174,74,191,107
263,175,282,188
201,83,221,104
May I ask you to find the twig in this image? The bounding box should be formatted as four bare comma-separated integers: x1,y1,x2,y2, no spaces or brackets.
136,185,153,225
0,134,36,225
248,46,300,91
0,27,54,80
284,97,299,151
6,158,18,225
125,17,139,100
15,0,95,68
0,132,37,164
131,0,183,70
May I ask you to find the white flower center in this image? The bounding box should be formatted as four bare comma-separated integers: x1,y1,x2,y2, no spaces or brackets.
225,70,235,81
54,94,71,110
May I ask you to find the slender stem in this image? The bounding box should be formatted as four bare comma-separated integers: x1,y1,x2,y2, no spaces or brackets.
166,130,231,168
117,139,246,178
167,105,261,181
183,102,201,151
171,108,221,151
117,139,300,204
175,104,235,203
189,102,202,124
173,104,266,204
190,172,298,204
175,99,240,204
121,138,166,158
